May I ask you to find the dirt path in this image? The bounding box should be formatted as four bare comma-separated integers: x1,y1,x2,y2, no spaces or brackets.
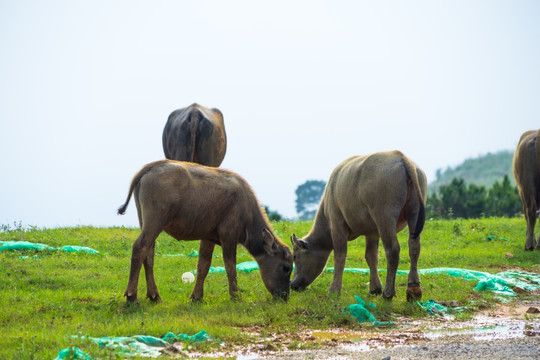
229,300,540,360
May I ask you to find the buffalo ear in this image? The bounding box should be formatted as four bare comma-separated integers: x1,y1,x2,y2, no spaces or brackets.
290,234,299,249
290,234,309,250
263,228,278,254
211,108,224,120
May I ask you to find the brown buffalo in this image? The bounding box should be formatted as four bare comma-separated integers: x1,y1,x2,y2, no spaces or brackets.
513,129,540,251
117,160,292,302
162,103,227,167
290,151,427,301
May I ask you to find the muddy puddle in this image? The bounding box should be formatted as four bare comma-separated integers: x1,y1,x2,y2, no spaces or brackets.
304,316,539,353
228,302,540,360
423,316,539,340
178,302,540,359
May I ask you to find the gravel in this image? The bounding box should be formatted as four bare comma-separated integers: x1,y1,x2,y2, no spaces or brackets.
236,300,540,360
259,336,540,360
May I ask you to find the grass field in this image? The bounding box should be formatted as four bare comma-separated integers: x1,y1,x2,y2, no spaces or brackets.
0,217,538,359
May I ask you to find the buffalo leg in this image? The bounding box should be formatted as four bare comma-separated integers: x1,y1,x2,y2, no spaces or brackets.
190,240,215,301
379,221,400,300
125,229,160,302
406,234,422,301
537,211,540,250
222,242,239,299
329,225,348,295
365,235,382,295
525,205,537,250
144,240,161,302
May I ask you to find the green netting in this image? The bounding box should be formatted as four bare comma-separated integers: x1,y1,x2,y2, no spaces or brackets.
473,279,514,296
416,299,470,316
208,266,225,273
201,261,260,274
495,270,540,291
0,241,99,254
161,249,200,257
326,267,409,275
325,267,540,296
54,347,93,360
197,262,539,297
162,330,212,343
59,246,100,254
487,235,509,241
19,255,40,260
91,336,164,357
84,330,211,357
0,241,53,251
416,300,450,315
418,267,518,296
345,296,393,326
236,261,259,273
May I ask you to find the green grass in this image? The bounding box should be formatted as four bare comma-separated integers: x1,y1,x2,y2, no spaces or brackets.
0,218,538,359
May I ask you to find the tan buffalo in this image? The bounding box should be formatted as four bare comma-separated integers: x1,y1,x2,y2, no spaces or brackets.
290,151,427,301
162,103,227,167
117,160,293,302
513,129,540,250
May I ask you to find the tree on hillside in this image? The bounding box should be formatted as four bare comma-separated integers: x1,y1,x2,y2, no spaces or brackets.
485,175,521,217
295,180,326,220
427,175,521,219
464,183,487,218
429,150,514,193
436,178,487,218
439,178,468,218
263,205,283,222
427,185,475,219
426,192,443,219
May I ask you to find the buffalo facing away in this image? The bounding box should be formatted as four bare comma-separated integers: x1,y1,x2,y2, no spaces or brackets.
162,103,227,167
118,160,293,302
291,151,427,301
513,129,540,250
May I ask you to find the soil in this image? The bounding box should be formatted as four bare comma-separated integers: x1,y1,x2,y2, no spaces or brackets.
226,299,540,360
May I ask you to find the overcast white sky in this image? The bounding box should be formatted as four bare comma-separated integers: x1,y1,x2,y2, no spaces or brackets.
1,1,539,228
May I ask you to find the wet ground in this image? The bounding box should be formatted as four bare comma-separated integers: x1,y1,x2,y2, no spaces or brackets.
227,300,540,360
166,300,540,359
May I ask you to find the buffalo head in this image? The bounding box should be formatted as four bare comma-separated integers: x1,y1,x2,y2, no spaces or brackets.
255,229,293,299
290,234,329,292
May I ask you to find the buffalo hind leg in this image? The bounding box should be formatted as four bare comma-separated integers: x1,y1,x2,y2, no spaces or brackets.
222,241,239,299
406,234,422,301
525,205,538,250
190,240,215,301
379,223,400,300
365,235,383,295
125,229,160,303
144,240,162,302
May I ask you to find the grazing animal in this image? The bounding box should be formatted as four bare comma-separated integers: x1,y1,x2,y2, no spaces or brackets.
162,103,227,167
512,129,540,250
290,151,427,301
117,160,292,302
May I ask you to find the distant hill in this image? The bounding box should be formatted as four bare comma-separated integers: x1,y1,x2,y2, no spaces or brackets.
428,150,515,193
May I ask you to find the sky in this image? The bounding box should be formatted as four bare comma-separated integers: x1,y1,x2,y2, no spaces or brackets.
1,1,539,228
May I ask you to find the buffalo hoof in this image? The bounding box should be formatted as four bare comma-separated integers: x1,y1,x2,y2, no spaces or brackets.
125,294,139,303
190,295,203,302
406,286,422,302
369,288,382,296
381,291,395,300
272,291,289,301
147,294,163,303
